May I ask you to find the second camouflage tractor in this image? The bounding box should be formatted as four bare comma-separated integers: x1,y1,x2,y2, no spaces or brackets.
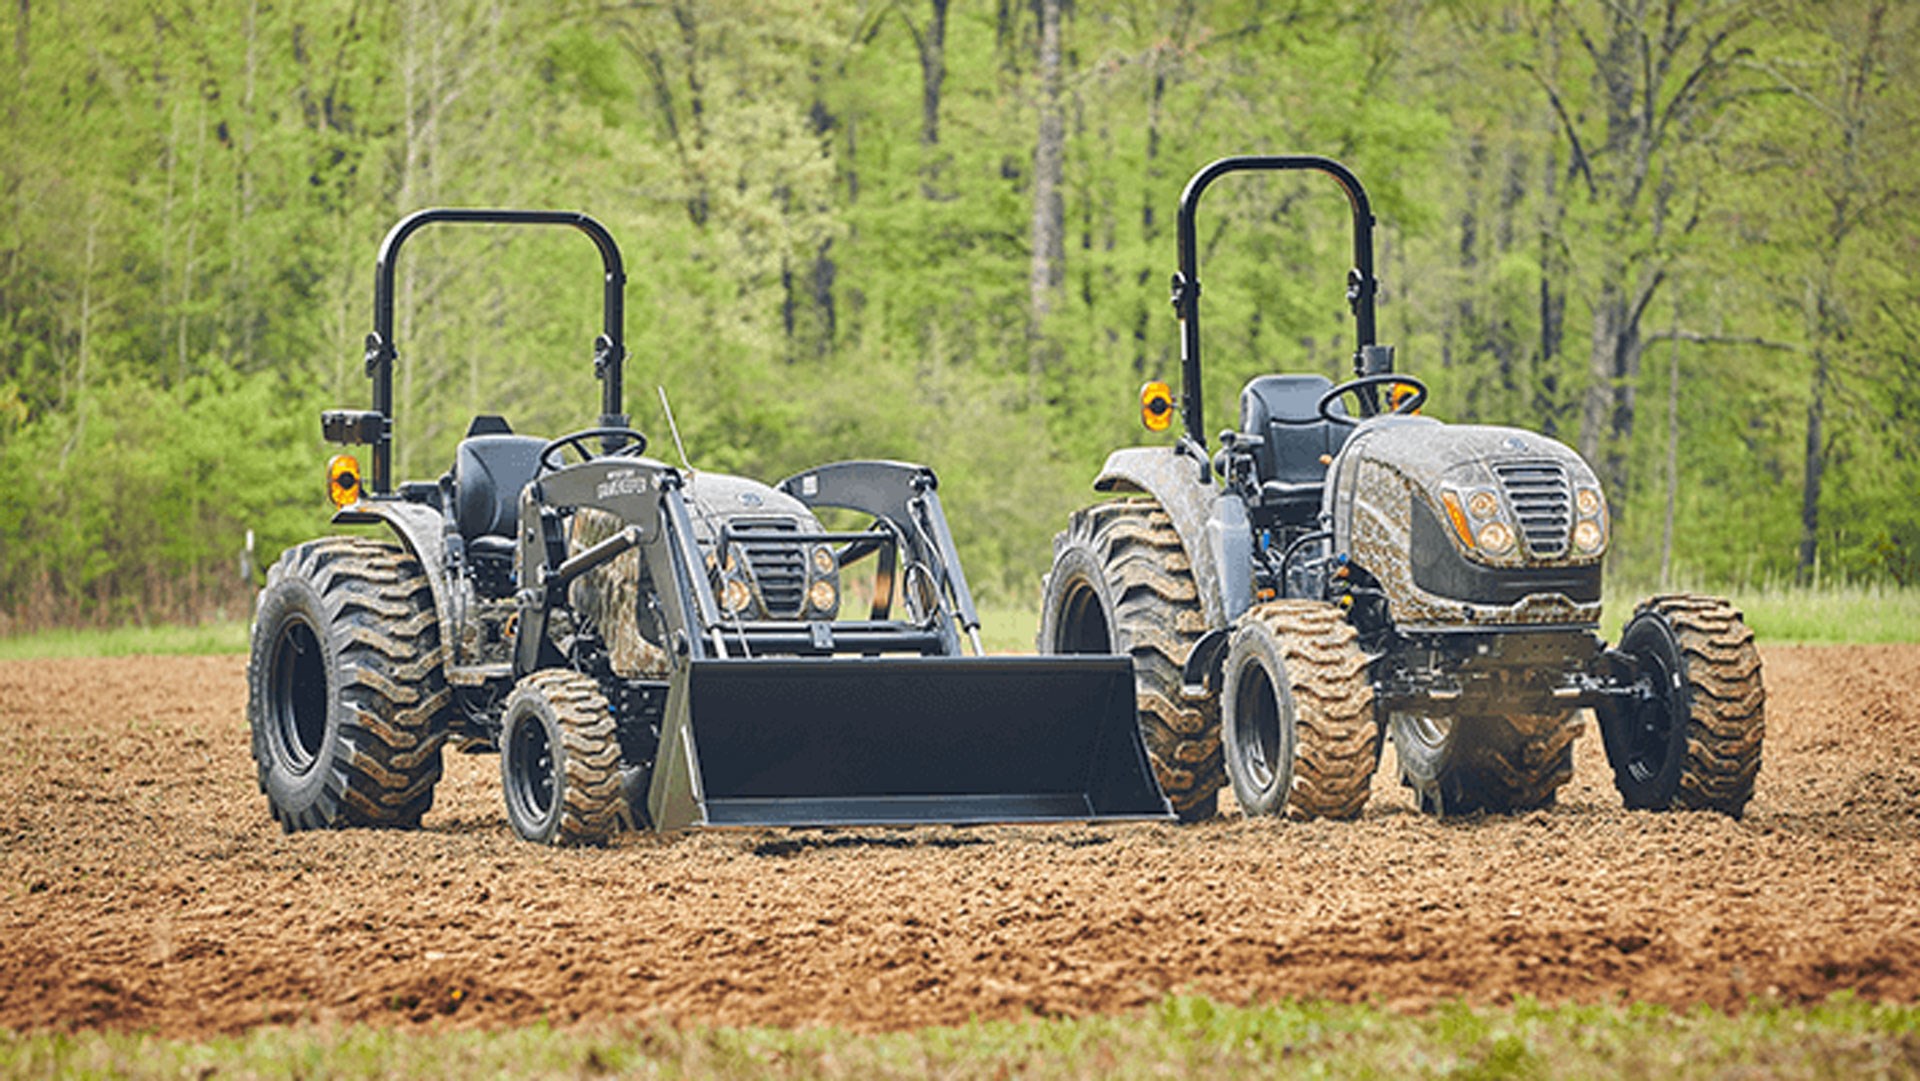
1040,155,1766,822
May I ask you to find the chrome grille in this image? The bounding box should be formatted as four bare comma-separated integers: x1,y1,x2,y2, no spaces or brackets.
1492,460,1572,557
734,520,807,617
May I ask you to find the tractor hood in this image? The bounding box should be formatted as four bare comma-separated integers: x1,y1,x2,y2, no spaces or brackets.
1328,415,1608,629
682,472,837,622
1330,416,1600,500
683,472,825,540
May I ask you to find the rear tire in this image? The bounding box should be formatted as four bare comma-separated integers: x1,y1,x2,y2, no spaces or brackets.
1602,593,1765,815
1221,601,1377,819
1039,501,1221,821
246,537,450,831
500,670,625,845
1390,711,1580,815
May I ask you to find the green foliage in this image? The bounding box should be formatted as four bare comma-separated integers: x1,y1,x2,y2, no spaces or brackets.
3,0,1919,626
5,996,1920,1079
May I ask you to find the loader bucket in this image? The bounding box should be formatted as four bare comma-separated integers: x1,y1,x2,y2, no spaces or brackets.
645,655,1172,830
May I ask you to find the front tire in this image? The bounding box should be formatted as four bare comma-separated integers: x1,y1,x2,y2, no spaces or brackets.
1390,711,1581,815
1039,501,1222,821
500,670,625,845
1601,593,1765,815
1220,601,1378,819
246,538,450,831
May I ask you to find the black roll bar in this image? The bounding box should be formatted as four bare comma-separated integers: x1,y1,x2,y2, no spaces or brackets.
1170,155,1386,450
361,208,628,494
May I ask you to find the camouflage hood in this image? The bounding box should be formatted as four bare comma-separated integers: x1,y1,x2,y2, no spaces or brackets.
1331,416,1601,500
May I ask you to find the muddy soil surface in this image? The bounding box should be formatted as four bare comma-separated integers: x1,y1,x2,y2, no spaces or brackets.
1,646,1916,1036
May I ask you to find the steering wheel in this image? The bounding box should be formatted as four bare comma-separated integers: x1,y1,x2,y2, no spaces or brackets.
1317,374,1429,426
538,427,650,473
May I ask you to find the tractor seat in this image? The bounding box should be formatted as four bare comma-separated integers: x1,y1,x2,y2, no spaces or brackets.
1239,374,1351,522
452,416,545,544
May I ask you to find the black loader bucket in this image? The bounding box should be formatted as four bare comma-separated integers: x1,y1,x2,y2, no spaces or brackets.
645,656,1172,830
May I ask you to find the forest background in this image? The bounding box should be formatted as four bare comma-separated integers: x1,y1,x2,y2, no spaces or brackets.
2,0,1916,630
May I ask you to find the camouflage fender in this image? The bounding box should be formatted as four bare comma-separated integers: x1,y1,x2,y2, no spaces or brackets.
1093,446,1252,628
330,500,460,659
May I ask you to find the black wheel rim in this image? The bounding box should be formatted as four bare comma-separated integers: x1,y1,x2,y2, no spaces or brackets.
1054,580,1112,654
268,616,328,774
1623,639,1681,785
508,716,557,823
1233,663,1282,791
1620,618,1681,787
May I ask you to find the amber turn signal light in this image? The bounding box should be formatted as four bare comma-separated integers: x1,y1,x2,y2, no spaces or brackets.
1440,490,1475,549
1140,380,1175,432
327,454,362,508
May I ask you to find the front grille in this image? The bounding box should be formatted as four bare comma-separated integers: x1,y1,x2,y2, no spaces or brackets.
1492,460,1572,558
733,519,807,617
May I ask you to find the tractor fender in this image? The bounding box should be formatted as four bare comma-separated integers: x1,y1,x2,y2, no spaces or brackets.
1093,446,1253,629
331,500,458,642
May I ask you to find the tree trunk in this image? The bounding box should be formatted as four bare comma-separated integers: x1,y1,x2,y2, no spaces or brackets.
1579,272,1624,474
1028,0,1063,332
1797,346,1829,583
919,0,947,148
59,211,96,468
1661,306,1679,589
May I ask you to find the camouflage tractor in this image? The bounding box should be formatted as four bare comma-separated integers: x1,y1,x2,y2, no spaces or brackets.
247,209,1169,845
1039,156,1766,821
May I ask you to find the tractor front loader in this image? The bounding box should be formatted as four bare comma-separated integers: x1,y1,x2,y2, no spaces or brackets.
247,209,1170,844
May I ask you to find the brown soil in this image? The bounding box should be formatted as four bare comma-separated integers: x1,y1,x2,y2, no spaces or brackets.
1,645,1917,1037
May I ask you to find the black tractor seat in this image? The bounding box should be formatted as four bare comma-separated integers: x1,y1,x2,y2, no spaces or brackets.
451,415,544,558
1239,374,1350,526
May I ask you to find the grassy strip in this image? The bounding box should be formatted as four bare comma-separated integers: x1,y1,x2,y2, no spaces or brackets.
0,620,249,661
4,995,1917,1080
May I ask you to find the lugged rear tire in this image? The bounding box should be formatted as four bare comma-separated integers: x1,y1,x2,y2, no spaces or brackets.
247,537,450,831
1601,593,1765,816
1391,711,1581,815
1221,601,1378,819
500,670,625,846
1039,501,1222,821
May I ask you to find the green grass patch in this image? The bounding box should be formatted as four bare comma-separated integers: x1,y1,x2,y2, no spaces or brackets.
5,995,1918,1080
0,620,250,661
975,597,1042,655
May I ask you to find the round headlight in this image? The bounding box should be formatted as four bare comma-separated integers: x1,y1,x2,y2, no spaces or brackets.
812,545,835,575
1573,519,1605,553
721,578,753,613
1477,521,1515,554
808,579,838,613
1576,487,1604,517
1467,490,1500,519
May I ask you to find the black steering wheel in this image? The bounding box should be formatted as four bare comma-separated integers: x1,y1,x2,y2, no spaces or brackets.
538,427,650,473
1317,373,1429,426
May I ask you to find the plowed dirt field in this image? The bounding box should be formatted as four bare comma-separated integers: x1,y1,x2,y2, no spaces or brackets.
1,645,1917,1037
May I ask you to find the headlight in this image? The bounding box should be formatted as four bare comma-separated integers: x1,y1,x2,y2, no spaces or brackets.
1573,519,1604,554
1576,487,1603,518
1477,521,1515,554
808,579,837,612
721,578,753,613
1467,489,1500,519
811,545,835,575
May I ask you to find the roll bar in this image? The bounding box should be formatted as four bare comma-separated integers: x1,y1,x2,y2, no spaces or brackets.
1170,155,1391,450
359,209,628,494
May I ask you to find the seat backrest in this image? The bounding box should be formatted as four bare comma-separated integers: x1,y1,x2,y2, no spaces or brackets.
1239,374,1351,486
453,434,547,540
